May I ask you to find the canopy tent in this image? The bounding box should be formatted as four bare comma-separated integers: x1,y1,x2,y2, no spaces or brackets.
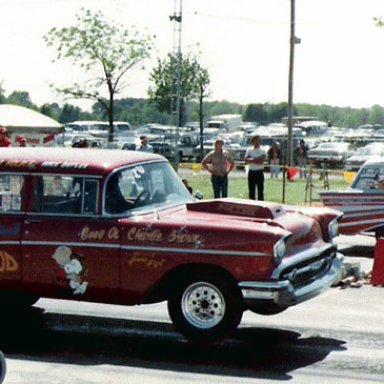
0,104,63,146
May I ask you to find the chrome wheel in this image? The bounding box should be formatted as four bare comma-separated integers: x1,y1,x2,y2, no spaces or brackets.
181,282,225,329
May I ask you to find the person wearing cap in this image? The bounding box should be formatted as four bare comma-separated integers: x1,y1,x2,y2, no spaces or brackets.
202,138,234,198
136,135,153,153
245,135,266,200
0,126,11,147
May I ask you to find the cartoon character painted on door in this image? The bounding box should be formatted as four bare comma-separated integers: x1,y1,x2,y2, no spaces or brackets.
52,246,88,295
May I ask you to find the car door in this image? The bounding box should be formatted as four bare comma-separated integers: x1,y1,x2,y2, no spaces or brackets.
0,173,25,290
21,174,121,302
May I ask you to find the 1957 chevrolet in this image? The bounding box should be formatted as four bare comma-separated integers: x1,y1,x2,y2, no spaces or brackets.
0,147,343,342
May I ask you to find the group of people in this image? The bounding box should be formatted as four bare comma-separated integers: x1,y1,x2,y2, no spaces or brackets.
201,135,309,200
202,135,266,200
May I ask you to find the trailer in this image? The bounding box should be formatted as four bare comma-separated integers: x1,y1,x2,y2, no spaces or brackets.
207,114,242,133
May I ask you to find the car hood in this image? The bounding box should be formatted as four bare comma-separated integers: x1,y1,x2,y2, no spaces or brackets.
145,198,334,257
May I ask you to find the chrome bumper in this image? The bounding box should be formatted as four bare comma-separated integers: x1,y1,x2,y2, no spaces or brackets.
239,252,343,310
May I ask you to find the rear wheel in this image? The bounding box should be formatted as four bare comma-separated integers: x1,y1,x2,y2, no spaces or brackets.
168,273,243,342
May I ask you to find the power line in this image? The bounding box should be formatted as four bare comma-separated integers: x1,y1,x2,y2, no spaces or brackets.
192,11,288,25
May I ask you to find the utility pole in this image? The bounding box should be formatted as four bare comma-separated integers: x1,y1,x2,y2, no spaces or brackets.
287,0,296,167
283,0,298,203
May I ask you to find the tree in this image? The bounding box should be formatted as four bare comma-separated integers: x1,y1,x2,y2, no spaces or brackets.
59,103,83,124
40,103,61,121
194,64,210,160
0,82,7,104
44,8,153,141
148,52,210,127
244,103,267,125
7,91,36,109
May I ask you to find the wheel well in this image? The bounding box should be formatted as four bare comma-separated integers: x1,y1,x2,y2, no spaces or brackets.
143,263,239,304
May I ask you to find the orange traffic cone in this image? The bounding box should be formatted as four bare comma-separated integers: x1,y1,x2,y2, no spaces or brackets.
371,238,384,286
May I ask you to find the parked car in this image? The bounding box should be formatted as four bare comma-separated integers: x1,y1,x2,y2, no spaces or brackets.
177,133,200,161
231,136,274,162
192,140,235,162
150,141,180,163
321,157,384,236
0,147,343,342
308,142,353,167
344,142,384,171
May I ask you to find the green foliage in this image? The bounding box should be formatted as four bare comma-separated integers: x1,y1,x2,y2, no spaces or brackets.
7,91,36,110
43,8,153,138
148,52,210,125
0,83,7,104
40,103,61,121
244,103,268,124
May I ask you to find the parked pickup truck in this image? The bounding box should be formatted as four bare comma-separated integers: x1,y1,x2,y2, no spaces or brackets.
0,147,343,342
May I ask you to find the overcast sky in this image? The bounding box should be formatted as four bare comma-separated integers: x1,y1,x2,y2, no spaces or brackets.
1,0,384,110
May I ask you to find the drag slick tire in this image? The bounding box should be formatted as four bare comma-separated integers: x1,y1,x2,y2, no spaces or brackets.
168,272,243,342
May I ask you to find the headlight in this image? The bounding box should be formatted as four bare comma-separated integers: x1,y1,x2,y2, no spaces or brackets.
273,238,286,262
328,218,339,240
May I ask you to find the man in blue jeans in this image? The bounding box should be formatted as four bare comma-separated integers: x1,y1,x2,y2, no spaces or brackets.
202,138,235,198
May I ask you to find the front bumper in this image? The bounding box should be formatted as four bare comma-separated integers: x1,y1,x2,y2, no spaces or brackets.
239,252,343,311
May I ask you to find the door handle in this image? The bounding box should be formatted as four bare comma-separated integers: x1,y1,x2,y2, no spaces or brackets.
24,219,42,224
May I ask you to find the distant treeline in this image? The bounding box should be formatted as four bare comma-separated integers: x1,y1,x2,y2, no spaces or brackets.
2,89,384,129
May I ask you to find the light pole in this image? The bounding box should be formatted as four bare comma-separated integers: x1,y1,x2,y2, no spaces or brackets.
170,0,183,139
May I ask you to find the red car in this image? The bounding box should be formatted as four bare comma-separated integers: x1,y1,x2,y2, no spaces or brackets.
0,148,343,342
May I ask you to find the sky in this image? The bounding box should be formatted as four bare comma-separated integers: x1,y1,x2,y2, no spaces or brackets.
1,0,384,111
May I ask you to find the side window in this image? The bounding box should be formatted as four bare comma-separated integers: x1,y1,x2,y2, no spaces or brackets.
0,174,24,212
83,180,98,214
32,175,98,215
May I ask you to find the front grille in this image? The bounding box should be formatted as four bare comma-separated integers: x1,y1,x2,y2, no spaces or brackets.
280,251,335,288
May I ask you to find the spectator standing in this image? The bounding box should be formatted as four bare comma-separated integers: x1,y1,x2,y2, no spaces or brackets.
245,135,266,200
0,127,11,147
136,135,153,153
296,139,308,178
267,141,281,178
202,138,235,198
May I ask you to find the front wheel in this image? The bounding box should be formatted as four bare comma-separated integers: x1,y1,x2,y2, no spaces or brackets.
0,350,6,383
168,273,243,342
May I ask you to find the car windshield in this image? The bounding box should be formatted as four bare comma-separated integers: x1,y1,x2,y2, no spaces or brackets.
350,164,384,190
105,161,193,214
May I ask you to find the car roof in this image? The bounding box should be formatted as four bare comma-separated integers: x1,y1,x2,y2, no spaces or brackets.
0,147,164,175
363,157,384,166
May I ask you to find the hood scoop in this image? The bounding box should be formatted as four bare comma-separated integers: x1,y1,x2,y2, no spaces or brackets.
187,198,285,219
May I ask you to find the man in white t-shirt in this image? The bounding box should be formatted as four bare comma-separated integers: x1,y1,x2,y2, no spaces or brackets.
244,135,266,200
